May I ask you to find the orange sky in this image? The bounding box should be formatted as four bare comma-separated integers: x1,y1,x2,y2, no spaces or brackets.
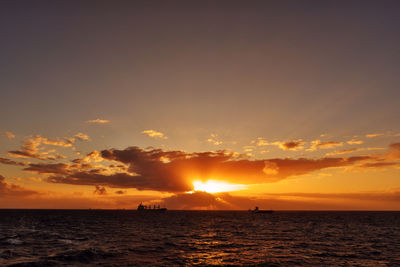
1,132,400,210
1,1,400,210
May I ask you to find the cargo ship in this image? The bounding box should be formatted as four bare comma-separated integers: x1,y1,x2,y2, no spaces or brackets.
249,206,273,214
137,203,167,211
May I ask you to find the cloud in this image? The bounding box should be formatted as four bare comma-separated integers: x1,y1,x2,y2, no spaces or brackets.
141,130,168,140
47,171,173,192
93,185,107,195
4,138,400,210
256,138,269,146
74,133,90,141
242,146,254,152
207,133,222,145
9,139,398,195
39,137,73,147
24,163,72,174
256,138,305,151
5,131,15,139
31,145,381,193
86,119,110,124
278,140,305,151
8,136,51,160
0,175,38,197
0,157,28,166
308,140,343,151
366,133,384,138
72,150,103,164
325,148,360,156
7,135,84,160
163,191,231,210
347,139,364,145
325,147,385,156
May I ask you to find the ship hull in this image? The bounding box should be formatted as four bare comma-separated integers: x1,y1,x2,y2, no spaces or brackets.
137,208,167,212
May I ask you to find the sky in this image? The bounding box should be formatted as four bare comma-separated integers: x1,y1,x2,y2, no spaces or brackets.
1,0,400,210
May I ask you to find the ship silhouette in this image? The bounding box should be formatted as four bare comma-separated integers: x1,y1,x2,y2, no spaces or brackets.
249,206,274,214
137,203,167,212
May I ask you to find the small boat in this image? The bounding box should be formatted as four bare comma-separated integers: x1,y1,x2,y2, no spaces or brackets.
137,203,167,212
249,206,273,214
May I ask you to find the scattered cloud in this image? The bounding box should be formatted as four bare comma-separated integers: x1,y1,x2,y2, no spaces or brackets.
256,138,269,146
308,140,343,151
326,148,360,156
7,134,88,160
74,133,90,141
278,140,306,151
141,130,168,140
256,138,305,151
207,133,222,145
86,119,110,124
366,133,384,138
0,157,28,166
347,139,364,145
8,136,56,160
242,145,254,152
5,131,15,139
326,147,385,156
24,163,72,174
72,150,103,163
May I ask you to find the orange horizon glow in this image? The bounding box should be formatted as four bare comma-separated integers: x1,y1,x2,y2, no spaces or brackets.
191,180,247,194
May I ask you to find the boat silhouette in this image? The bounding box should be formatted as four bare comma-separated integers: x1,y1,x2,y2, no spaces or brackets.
249,206,273,214
137,203,167,212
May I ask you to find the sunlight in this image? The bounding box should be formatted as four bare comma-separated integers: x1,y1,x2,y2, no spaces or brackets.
192,180,246,193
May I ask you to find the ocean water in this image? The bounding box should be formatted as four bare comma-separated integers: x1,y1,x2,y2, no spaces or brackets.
0,210,399,266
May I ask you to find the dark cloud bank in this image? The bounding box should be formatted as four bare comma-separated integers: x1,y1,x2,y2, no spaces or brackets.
1,142,399,209
14,143,399,193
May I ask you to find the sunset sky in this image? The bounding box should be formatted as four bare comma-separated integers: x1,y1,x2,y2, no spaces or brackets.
1,1,400,210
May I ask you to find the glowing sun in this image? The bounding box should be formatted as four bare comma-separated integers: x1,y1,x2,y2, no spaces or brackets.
192,180,246,193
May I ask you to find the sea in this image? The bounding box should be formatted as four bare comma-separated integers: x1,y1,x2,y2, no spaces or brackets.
0,210,399,266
